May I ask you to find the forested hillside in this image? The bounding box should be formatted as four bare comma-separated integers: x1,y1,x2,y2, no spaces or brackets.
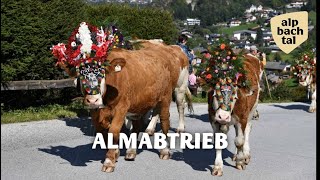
152,0,316,26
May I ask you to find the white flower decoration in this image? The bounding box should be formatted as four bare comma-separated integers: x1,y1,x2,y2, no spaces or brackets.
71,41,77,47
78,22,93,55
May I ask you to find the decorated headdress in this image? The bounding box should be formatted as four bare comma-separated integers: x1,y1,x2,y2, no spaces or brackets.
198,43,248,87
197,43,248,111
293,52,316,78
51,22,126,95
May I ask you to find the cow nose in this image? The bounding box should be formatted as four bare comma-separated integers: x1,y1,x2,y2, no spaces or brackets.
86,98,99,104
219,114,229,121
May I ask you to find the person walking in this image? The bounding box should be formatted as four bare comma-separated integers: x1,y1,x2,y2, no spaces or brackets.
177,34,194,73
188,69,198,96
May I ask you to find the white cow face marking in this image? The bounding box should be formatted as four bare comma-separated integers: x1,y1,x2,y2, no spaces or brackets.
211,83,238,124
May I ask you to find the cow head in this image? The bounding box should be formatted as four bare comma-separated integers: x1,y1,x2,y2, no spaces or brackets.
82,58,125,108
211,78,238,125
51,22,127,109
295,57,316,87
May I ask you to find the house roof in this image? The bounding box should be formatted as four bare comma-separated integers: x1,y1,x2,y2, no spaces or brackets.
265,61,290,70
267,74,281,83
233,30,257,34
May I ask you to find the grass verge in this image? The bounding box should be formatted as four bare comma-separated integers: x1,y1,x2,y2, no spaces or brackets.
1,99,89,124
2,90,305,124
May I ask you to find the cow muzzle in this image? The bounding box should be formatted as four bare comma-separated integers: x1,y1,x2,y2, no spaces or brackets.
84,94,104,109
215,109,231,124
299,81,308,87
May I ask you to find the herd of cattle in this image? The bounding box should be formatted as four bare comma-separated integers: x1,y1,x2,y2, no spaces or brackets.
57,40,316,176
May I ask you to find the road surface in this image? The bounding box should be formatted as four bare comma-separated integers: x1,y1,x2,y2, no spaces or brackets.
1,102,316,180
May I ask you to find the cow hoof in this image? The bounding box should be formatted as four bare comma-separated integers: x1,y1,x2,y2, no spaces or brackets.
308,108,316,113
212,167,223,176
236,163,246,170
159,148,170,160
125,153,136,161
232,155,236,161
244,155,251,165
145,129,155,136
176,128,185,134
159,154,170,160
102,166,115,173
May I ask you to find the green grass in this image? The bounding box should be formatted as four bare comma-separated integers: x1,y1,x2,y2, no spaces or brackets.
309,11,316,26
267,51,294,63
283,78,299,87
191,95,207,103
1,100,89,124
218,23,259,35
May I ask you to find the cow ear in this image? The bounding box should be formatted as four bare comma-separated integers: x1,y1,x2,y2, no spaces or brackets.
108,58,126,73
59,63,78,78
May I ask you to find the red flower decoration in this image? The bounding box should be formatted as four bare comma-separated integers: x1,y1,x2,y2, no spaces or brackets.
220,43,226,50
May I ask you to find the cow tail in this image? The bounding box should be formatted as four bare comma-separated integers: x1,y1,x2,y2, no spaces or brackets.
185,88,194,114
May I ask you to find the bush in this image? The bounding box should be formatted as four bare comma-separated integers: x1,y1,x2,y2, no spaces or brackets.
260,82,307,102
86,4,178,44
1,1,179,110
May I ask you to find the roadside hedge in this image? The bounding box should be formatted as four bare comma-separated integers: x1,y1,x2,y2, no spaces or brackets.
1,0,178,109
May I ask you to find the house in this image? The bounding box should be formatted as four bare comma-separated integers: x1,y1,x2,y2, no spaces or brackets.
262,30,273,41
286,1,307,9
213,22,228,27
246,15,257,22
184,18,201,26
181,29,193,38
245,4,263,13
265,61,291,74
208,33,224,42
233,30,257,40
267,74,283,84
229,19,242,27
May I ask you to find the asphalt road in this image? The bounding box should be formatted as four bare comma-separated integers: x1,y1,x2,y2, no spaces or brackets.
1,102,316,180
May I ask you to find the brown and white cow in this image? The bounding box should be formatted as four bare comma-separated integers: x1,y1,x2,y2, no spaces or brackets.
125,39,194,135
296,58,316,113
60,40,189,172
208,53,264,176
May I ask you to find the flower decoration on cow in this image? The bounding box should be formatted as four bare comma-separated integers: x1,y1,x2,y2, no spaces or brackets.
51,22,126,95
197,43,248,111
293,52,316,79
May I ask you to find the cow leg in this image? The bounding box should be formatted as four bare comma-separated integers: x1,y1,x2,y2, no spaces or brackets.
145,107,160,136
252,109,259,120
125,119,141,161
175,87,187,133
211,123,224,176
102,106,128,173
91,109,110,143
158,99,171,160
234,121,246,170
309,89,316,113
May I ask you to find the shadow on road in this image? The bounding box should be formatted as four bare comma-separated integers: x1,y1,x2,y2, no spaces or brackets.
38,143,161,167
186,113,209,123
39,141,235,174
60,117,96,137
272,103,310,112
38,144,105,166
171,143,235,172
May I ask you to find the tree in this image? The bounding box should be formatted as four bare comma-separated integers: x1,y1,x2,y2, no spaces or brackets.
255,28,263,47
274,52,282,62
169,0,191,20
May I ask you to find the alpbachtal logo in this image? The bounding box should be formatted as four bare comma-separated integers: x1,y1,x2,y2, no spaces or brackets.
271,11,308,54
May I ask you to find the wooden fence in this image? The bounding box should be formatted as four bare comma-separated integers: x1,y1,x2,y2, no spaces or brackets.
1,79,76,91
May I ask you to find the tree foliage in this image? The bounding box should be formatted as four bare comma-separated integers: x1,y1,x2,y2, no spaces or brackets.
1,0,178,109
1,0,178,82
86,4,177,43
